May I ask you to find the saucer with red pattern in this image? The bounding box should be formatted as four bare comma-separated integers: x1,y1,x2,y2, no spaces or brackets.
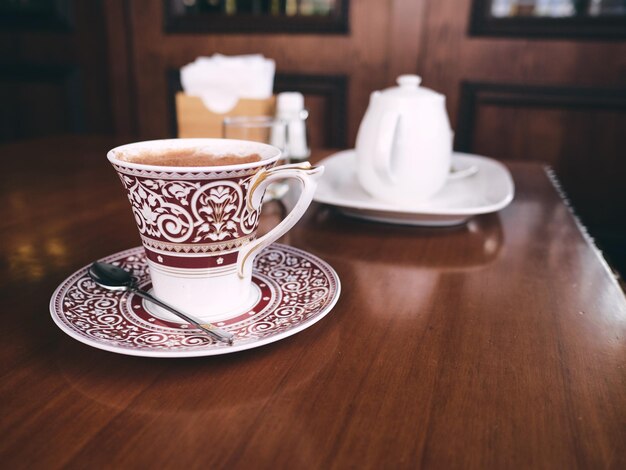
50,244,340,358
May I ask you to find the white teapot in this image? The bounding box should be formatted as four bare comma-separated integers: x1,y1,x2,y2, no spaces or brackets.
355,75,453,205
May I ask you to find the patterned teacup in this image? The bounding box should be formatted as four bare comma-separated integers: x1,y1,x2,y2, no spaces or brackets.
107,138,323,321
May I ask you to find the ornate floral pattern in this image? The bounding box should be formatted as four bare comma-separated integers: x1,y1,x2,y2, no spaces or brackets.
50,244,340,357
117,173,261,248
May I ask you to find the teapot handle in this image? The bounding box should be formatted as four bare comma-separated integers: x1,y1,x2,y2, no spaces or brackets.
374,110,400,184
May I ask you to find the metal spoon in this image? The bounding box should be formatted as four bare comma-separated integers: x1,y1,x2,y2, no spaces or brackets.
88,261,234,345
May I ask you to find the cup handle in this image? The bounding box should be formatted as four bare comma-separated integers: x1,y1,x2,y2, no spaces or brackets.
237,161,324,279
374,110,400,184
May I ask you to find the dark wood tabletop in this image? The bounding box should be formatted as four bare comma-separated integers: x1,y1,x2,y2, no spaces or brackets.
1,135,624,469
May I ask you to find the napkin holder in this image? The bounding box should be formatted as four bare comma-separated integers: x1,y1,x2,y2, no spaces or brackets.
175,92,276,138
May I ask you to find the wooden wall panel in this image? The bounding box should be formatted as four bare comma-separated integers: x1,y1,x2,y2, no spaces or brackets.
301,93,327,149
103,0,138,138
0,0,113,142
455,82,626,274
458,83,626,229
0,65,83,141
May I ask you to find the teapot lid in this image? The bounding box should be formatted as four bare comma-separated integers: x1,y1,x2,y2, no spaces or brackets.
379,74,444,101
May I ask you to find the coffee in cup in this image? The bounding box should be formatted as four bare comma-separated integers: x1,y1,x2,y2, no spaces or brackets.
115,146,262,167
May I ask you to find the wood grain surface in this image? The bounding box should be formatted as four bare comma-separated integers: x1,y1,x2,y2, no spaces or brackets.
0,136,624,469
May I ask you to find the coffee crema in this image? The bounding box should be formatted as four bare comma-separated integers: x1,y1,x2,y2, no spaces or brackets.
116,148,262,167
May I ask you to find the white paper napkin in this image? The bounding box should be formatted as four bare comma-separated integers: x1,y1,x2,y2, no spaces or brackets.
180,54,275,113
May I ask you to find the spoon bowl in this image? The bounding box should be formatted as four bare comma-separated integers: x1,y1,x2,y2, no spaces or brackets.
89,262,135,291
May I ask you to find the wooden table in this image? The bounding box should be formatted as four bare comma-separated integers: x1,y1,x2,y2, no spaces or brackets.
1,136,624,469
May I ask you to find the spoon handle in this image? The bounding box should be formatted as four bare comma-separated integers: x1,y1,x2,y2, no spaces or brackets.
132,288,234,345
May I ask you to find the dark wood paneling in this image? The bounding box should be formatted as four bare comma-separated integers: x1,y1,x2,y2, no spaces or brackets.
0,64,85,141
167,70,347,148
103,0,138,138
0,0,113,141
457,82,626,153
456,81,626,272
0,0,73,31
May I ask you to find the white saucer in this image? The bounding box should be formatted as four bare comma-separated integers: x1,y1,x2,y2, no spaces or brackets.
50,244,341,358
314,150,515,226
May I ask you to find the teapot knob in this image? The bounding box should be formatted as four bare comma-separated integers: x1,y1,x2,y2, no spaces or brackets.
397,74,422,88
